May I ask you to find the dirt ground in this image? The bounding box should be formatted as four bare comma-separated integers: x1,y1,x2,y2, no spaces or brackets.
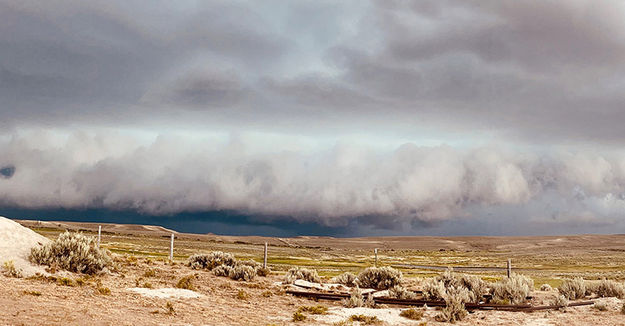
2,220,625,325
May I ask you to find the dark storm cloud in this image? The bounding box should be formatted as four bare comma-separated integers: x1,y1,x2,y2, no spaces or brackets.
2,0,625,143
1,0,625,234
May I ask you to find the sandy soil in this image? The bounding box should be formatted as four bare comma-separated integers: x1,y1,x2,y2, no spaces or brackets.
3,218,625,325
0,217,49,277
2,261,625,325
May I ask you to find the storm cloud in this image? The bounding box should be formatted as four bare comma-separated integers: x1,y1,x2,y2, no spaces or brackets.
1,0,625,234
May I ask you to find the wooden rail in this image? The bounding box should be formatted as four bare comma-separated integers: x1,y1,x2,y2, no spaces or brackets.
285,290,593,312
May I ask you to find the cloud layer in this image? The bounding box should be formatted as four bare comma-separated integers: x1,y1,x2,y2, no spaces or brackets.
1,1,625,233
1,0,625,143
1,131,624,231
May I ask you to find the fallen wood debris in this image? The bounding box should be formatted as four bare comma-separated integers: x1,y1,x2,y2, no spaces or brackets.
285,289,594,312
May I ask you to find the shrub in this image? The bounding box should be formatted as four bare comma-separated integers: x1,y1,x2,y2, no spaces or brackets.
621,302,625,315
256,266,270,277
593,302,608,311
342,288,375,308
284,267,321,284
389,285,418,300
292,311,306,322
490,273,533,305
559,277,586,300
332,272,357,287
97,287,111,295
422,269,486,303
23,290,42,296
554,294,569,311
29,231,111,274
594,279,625,298
236,289,248,300
236,259,261,269
349,315,382,325
540,284,553,291
213,265,234,277
143,269,157,278
297,305,328,315
165,301,175,315
228,265,256,281
356,266,402,290
399,308,424,320
188,251,236,270
57,277,75,286
176,275,195,290
435,286,469,323
2,260,22,278
422,278,447,300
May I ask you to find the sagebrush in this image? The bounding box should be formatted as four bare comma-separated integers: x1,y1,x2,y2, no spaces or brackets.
389,285,418,300
356,266,402,290
342,288,375,308
188,251,235,270
435,285,469,323
284,267,321,284
228,265,256,281
558,277,586,300
422,269,486,303
29,231,111,274
332,272,357,287
490,273,533,305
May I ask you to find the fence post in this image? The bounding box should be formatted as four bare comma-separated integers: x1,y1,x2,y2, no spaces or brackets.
374,248,378,267
507,258,511,278
263,242,268,269
170,233,174,262
97,225,101,249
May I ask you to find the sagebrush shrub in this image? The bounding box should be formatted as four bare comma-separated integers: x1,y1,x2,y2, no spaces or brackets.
490,273,533,305
389,285,418,300
29,231,111,274
2,260,22,278
356,266,402,290
342,288,375,308
284,267,321,284
188,251,236,270
540,284,553,291
422,269,486,303
213,265,234,277
256,266,271,277
435,285,469,323
594,279,625,298
228,265,256,281
554,294,569,311
558,277,586,300
332,272,357,287
593,302,608,311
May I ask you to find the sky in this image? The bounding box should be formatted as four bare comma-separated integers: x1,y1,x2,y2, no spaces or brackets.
1,0,625,236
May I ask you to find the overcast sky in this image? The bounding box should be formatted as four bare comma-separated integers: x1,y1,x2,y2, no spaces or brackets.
1,0,625,236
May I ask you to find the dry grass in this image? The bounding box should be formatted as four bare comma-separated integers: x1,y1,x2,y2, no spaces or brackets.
348,315,382,325
284,267,321,284
399,308,424,320
175,275,195,290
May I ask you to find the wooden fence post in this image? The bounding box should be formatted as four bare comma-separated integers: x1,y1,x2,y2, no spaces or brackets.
507,258,511,278
375,248,378,267
97,225,101,249
264,242,268,269
170,233,174,262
